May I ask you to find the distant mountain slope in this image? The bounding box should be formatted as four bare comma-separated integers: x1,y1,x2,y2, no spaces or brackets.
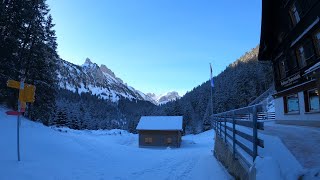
57,58,153,103
157,46,274,134
147,91,181,105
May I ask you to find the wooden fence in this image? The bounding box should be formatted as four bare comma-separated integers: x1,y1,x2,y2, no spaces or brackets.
212,104,269,167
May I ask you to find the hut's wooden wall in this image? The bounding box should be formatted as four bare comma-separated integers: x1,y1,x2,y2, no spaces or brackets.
138,130,181,148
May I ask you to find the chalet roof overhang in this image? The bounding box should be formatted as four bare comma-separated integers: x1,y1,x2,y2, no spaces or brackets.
258,0,286,61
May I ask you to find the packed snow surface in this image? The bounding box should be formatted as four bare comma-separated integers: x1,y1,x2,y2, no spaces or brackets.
136,116,183,131
0,108,231,180
224,121,306,179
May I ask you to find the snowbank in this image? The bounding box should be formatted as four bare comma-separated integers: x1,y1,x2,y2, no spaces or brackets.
0,107,231,180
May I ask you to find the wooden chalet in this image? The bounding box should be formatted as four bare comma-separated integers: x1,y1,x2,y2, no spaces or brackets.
259,0,320,126
136,116,183,148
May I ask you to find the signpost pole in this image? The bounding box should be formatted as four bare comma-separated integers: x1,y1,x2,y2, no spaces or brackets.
7,76,35,162
316,72,320,99
17,113,20,161
17,78,24,162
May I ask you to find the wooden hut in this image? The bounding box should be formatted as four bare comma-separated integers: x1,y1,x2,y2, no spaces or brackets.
136,116,183,148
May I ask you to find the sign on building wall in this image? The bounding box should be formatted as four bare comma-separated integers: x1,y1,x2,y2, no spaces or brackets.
280,73,301,87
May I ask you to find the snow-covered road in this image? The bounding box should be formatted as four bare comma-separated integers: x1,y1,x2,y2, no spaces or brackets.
0,108,231,180
263,121,320,169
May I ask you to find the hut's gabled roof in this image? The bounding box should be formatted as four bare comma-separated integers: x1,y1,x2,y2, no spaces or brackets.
136,116,183,131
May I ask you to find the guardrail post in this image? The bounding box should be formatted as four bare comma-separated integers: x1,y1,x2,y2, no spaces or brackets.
218,117,220,135
232,111,236,159
215,117,217,133
252,105,258,162
216,117,217,131
224,115,227,143
212,116,214,130
219,118,222,137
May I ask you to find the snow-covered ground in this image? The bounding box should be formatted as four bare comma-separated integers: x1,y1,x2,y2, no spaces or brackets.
264,121,320,169
0,107,231,180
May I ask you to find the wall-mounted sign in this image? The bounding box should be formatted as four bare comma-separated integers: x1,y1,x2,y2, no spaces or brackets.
280,73,301,87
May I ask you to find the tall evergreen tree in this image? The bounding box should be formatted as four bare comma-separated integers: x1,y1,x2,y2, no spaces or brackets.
0,0,58,123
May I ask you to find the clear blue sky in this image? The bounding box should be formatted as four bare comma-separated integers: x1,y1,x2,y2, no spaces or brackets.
47,0,262,96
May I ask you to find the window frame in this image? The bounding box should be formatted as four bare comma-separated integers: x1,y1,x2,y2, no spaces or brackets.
284,93,300,114
306,89,320,112
295,38,316,68
289,2,301,26
144,137,153,144
296,45,307,68
288,50,299,69
312,28,320,56
167,137,172,144
278,59,288,79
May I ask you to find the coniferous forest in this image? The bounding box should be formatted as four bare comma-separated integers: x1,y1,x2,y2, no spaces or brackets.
0,1,273,134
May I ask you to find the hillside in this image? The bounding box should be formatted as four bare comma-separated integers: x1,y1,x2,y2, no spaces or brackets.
156,46,274,134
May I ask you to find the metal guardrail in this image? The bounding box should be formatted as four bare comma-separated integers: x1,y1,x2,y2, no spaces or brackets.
248,87,275,106
212,104,267,167
258,112,275,120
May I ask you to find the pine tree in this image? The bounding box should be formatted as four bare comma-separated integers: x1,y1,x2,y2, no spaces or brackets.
0,0,58,123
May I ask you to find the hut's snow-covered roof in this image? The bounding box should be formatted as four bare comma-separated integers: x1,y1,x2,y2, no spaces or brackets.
136,116,183,131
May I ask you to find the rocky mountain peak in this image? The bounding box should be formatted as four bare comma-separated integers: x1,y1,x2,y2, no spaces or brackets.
158,91,181,104
100,64,116,78
84,58,92,64
58,58,151,103
147,91,181,105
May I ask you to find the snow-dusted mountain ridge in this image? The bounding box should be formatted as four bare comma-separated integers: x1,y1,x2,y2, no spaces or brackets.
57,58,154,103
147,91,181,105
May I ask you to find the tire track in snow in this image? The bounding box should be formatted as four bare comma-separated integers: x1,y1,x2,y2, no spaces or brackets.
130,156,175,178
164,153,199,180
128,151,200,180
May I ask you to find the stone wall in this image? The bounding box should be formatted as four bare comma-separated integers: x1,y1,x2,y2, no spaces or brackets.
213,133,253,180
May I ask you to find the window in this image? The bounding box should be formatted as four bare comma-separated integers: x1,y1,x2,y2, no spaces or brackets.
296,39,315,67
279,59,287,79
296,46,307,67
313,29,320,56
306,89,320,112
288,51,298,69
144,137,153,144
289,2,301,25
167,138,172,144
284,94,300,113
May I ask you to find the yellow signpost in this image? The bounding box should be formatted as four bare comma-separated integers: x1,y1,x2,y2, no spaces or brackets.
7,80,36,103
7,80,20,89
6,79,36,161
19,84,36,103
